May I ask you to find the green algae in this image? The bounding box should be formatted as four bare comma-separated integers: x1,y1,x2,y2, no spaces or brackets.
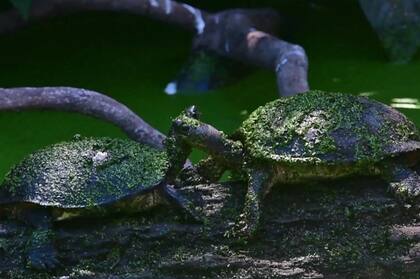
1,137,169,208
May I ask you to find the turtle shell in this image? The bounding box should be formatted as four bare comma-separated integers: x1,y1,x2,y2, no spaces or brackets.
0,137,169,208
237,91,420,165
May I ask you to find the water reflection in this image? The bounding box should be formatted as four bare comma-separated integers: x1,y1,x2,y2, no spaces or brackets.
358,91,377,97
390,98,420,109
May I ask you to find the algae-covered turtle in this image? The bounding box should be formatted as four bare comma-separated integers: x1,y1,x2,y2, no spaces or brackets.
166,90,420,237
0,136,201,270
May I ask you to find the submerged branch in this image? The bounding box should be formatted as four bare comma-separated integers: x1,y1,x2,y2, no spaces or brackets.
194,9,309,96
0,87,166,149
0,0,203,34
0,0,309,96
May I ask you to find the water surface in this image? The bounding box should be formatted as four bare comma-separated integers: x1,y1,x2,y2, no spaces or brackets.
0,0,419,177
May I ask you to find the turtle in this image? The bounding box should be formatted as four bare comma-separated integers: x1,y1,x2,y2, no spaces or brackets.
165,90,420,238
0,136,202,270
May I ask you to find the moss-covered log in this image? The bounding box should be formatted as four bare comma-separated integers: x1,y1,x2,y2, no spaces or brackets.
2,175,420,278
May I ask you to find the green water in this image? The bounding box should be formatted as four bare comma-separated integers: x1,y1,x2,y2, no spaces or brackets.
0,0,419,177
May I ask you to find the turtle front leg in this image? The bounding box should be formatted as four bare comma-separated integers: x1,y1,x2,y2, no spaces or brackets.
179,156,227,186
385,164,420,203
196,156,227,182
18,207,59,270
229,169,273,239
166,106,243,182
161,184,204,222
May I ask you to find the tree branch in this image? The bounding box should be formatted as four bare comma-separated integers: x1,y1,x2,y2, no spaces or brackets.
0,87,166,149
0,0,309,97
193,9,309,96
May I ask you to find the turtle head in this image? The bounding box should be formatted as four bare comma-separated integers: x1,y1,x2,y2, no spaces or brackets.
185,105,200,119
171,106,201,135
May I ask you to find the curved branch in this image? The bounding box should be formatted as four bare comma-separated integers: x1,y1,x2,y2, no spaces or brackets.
0,0,309,97
0,87,166,149
194,9,309,96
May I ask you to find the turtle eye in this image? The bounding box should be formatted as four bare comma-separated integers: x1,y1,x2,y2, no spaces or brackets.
185,105,200,119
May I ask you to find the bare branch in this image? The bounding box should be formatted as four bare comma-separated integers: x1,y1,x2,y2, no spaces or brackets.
0,0,309,97
0,87,166,149
194,9,309,96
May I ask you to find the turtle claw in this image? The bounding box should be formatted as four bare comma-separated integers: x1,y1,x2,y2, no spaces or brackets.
178,166,209,186
28,244,60,270
388,165,420,203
